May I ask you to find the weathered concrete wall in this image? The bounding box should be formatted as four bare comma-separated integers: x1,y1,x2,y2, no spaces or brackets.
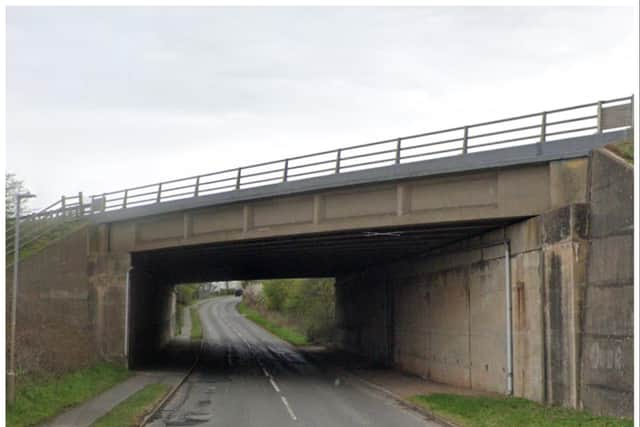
5,224,131,374
335,149,634,418
579,149,634,417
336,217,546,401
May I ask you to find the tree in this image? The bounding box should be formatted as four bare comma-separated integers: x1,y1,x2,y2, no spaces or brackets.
6,173,30,218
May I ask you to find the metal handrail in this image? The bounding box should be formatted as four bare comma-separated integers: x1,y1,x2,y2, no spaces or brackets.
24,95,632,220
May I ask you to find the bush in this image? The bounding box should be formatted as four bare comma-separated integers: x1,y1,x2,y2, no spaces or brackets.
175,284,199,306
253,278,335,344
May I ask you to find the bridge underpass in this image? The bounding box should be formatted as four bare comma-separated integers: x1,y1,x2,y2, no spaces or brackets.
7,97,633,418
125,217,521,368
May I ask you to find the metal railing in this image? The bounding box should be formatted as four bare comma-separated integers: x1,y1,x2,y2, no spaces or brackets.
21,95,635,222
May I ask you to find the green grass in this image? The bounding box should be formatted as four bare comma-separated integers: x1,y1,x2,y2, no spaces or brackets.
7,363,131,427
190,306,203,340
409,394,632,427
90,383,170,427
237,303,309,346
6,220,88,271
606,140,634,164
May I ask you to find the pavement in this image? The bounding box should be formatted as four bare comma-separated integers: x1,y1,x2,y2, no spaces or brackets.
42,369,184,427
147,296,443,427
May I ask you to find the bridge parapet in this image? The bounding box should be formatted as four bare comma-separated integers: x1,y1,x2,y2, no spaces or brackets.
26,95,635,220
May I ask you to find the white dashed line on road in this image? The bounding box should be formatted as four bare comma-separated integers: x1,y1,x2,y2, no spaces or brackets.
269,377,281,393
281,396,298,421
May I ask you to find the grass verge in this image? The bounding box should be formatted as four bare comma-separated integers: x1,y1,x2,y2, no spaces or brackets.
190,306,203,340
7,363,131,427
237,302,309,346
606,141,634,164
90,383,170,427
409,393,632,427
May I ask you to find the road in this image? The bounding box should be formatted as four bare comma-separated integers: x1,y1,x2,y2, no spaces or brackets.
149,296,440,427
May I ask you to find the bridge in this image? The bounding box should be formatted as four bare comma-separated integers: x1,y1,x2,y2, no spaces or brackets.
6,95,634,418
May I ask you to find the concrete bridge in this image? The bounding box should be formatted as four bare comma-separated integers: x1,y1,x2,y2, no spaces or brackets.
7,96,634,417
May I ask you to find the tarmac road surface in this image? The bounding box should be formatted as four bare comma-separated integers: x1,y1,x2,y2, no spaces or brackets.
148,296,441,427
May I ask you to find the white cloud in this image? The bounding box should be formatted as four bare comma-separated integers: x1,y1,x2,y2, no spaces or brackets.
6,6,636,208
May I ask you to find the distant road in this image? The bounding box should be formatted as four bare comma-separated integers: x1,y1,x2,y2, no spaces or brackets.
150,296,440,427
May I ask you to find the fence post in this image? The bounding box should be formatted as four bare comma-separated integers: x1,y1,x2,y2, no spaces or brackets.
395,138,402,164
61,196,66,217
462,126,469,154
236,168,242,190
335,149,342,173
156,184,162,204
78,192,83,216
540,112,547,143
283,159,289,182
194,176,200,197
123,190,129,209
596,101,604,133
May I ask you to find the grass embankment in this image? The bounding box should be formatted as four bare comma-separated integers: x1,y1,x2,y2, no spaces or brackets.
190,306,203,340
7,363,131,427
6,219,86,267
237,302,309,346
606,140,634,164
90,383,170,427
409,394,632,427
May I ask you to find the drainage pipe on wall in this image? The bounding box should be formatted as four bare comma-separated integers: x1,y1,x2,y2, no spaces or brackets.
504,240,514,396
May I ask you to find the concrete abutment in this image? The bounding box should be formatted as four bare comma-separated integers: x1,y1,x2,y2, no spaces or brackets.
334,149,633,417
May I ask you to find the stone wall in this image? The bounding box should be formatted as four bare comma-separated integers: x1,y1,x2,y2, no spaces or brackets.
6,227,98,374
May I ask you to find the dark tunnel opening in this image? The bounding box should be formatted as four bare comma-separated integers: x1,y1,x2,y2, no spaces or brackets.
125,218,523,370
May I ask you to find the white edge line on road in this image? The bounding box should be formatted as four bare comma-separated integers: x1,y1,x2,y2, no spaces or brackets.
269,377,281,393
280,396,298,421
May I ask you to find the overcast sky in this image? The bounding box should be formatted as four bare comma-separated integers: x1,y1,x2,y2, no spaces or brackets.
6,6,636,209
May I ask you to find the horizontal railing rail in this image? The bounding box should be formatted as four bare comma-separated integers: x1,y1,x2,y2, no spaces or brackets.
18,95,634,223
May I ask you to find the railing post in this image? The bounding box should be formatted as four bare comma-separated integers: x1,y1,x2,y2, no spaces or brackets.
194,176,200,197
335,149,342,173
283,159,289,182
156,184,162,204
596,100,604,133
236,168,242,190
91,195,95,215
540,112,547,143
462,126,469,154
61,196,66,217
395,138,402,164
102,193,106,212
123,189,129,209
78,192,83,216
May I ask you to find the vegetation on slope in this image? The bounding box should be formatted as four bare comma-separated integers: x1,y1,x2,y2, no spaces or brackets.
239,278,335,345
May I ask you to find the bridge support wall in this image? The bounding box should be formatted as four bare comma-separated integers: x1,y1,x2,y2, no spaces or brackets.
335,149,633,417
